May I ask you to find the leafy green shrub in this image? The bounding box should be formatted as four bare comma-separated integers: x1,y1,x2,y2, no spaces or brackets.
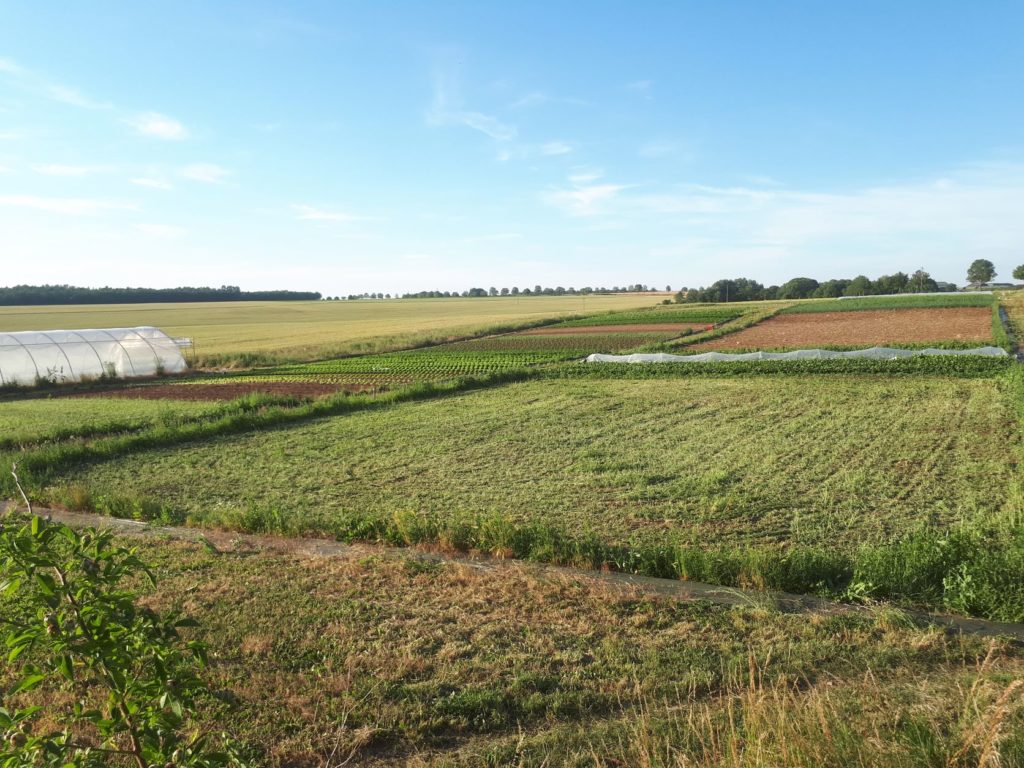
543,355,1013,380
0,508,246,767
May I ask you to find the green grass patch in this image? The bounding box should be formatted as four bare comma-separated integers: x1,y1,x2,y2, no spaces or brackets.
555,306,741,326
0,396,226,449
37,376,1022,617
546,355,1014,379
781,293,995,314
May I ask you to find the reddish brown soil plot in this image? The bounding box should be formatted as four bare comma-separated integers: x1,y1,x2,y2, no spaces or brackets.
523,323,704,335
691,308,993,351
69,381,353,401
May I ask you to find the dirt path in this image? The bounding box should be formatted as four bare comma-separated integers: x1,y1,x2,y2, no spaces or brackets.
8,504,1023,642
692,307,992,350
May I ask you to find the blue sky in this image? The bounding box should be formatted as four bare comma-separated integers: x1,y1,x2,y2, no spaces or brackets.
1,2,1022,295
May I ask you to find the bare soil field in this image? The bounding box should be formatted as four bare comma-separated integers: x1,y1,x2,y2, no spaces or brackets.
69,381,349,401
522,323,705,334
691,307,992,350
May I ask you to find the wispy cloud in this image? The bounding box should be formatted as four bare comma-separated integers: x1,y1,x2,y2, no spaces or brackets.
0,57,111,111
507,91,588,110
540,141,573,156
427,66,517,142
128,112,188,140
626,80,653,99
461,232,523,243
0,194,136,215
33,164,106,177
180,163,229,183
0,57,23,75
291,204,367,223
568,168,604,185
47,85,111,110
541,179,631,217
130,177,173,190
508,91,547,110
639,141,677,158
135,223,185,238
543,161,1024,276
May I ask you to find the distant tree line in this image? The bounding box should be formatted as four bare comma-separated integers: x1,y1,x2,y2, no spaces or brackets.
327,284,666,300
676,270,956,303
0,284,322,305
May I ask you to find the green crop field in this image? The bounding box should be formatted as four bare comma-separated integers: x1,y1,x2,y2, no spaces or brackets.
0,396,223,448
553,306,742,326
51,376,1016,551
0,295,663,366
5,295,1024,766
781,293,995,313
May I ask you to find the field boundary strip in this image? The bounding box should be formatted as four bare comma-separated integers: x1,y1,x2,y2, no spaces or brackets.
13,505,1024,643
781,293,996,314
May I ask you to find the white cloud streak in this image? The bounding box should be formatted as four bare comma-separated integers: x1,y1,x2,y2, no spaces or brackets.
0,194,136,215
540,141,573,156
427,67,517,142
135,223,186,238
291,204,367,223
626,79,653,98
543,161,1024,279
180,163,229,183
34,164,106,177
47,85,111,110
130,177,173,190
128,111,188,140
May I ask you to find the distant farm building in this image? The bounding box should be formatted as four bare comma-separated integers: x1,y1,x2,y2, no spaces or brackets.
0,326,188,386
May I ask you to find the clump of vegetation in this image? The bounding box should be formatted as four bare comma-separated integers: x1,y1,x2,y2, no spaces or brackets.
781,292,995,313
0,471,245,767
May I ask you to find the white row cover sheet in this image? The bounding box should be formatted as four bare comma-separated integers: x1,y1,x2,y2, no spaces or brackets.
585,346,1009,364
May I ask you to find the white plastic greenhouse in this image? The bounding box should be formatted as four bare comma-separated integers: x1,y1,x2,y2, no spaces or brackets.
0,327,188,386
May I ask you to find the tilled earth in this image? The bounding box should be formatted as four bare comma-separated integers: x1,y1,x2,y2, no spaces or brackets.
691,307,993,350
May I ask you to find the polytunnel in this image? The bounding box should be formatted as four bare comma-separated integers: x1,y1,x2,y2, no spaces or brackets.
0,327,188,386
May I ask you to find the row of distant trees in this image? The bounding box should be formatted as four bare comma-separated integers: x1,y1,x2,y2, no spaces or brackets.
329,284,667,300
0,284,322,305
676,270,956,304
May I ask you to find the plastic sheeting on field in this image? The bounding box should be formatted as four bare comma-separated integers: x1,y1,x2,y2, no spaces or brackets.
584,346,1009,364
0,327,188,386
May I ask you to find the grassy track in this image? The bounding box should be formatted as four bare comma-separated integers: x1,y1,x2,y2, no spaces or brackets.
0,396,223,447
8,533,1020,767
55,377,1015,550
0,295,663,366
554,306,740,326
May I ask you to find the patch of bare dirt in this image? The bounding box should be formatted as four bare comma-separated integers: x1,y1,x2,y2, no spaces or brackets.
691,308,992,350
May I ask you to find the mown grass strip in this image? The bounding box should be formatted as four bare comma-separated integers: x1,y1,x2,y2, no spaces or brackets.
554,307,741,326
0,392,308,451
1,370,539,495
994,302,1015,353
